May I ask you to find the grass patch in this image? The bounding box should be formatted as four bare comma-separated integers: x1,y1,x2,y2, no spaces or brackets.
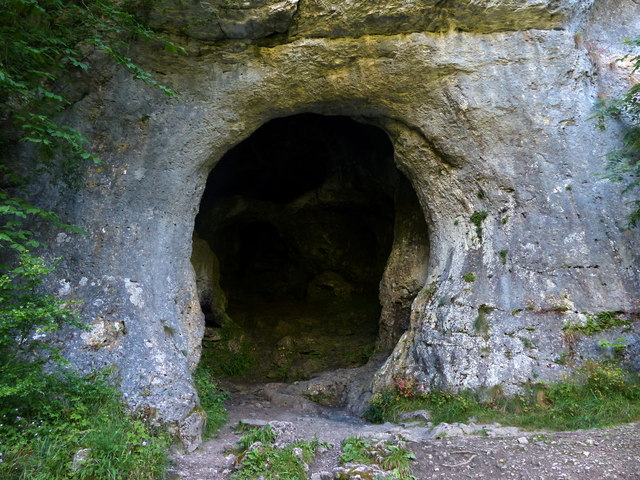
230,426,324,480
364,361,640,431
339,436,416,480
0,371,170,480
193,365,229,439
564,311,631,335
462,273,476,283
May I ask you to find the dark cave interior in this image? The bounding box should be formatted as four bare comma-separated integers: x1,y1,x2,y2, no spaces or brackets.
192,114,416,380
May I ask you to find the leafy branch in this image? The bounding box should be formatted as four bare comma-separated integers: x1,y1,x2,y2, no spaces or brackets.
593,35,640,228
0,0,185,370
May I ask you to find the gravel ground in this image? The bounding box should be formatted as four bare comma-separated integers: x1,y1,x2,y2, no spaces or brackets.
167,382,640,479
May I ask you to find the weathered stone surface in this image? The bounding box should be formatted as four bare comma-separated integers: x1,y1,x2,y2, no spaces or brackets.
291,0,594,38
146,0,299,41
24,0,640,447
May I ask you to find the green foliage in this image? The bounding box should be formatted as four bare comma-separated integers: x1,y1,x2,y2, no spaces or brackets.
192,365,229,439
462,273,476,283
519,336,535,349
0,0,184,164
0,371,171,479
0,253,87,403
236,425,277,451
363,389,395,424
340,436,375,464
470,210,488,240
231,426,322,480
598,336,630,352
339,436,415,478
364,362,640,431
200,323,256,377
0,3,185,478
593,35,640,227
0,0,185,251
498,249,508,265
474,304,495,337
564,311,631,335
382,444,416,474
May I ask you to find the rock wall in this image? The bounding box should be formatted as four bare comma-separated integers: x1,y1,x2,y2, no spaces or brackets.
28,0,640,449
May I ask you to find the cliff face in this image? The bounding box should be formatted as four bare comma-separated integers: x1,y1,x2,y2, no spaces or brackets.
33,0,639,449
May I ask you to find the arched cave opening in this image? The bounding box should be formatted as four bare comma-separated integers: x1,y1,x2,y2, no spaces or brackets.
192,114,428,381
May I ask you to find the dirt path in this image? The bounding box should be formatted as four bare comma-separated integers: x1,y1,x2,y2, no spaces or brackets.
168,382,640,479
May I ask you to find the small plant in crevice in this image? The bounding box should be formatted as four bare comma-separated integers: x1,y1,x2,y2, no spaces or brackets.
498,249,508,265
554,351,571,366
564,311,633,336
519,336,536,350
474,304,495,337
462,273,476,283
470,210,489,241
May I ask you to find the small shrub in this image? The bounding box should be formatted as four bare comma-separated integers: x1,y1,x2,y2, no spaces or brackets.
340,436,375,464
519,336,536,349
462,273,476,283
382,444,416,474
470,210,489,240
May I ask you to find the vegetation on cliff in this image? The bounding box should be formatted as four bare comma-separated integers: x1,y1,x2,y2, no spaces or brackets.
594,35,640,228
0,1,187,477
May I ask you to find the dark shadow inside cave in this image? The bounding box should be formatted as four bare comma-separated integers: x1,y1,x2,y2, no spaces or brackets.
192,114,426,381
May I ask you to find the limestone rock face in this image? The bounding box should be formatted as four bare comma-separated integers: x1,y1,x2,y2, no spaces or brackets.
291,0,593,37
146,0,299,41
29,0,640,447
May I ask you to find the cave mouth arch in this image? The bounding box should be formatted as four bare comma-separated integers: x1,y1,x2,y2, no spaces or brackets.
192,113,428,381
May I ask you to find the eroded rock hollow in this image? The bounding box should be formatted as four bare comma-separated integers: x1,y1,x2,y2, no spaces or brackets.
191,114,428,381
27,0,640,450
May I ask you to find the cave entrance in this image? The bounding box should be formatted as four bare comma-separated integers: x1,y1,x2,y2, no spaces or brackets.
192,114,426,381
